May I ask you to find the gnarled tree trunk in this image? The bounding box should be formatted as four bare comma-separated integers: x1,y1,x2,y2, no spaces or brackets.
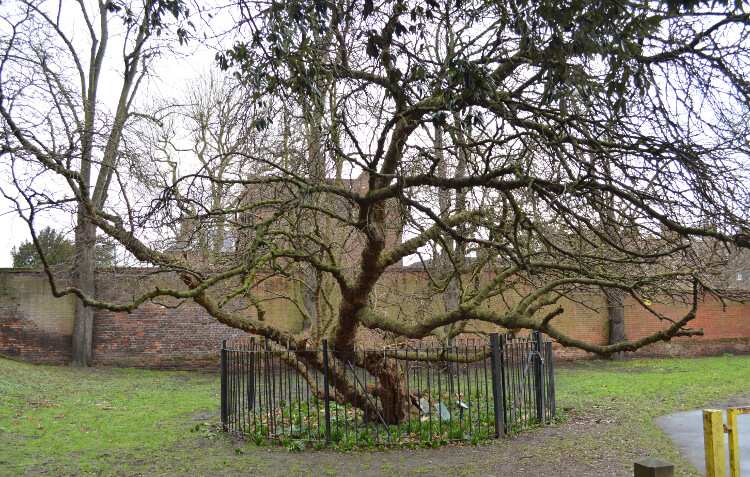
367,356,410,424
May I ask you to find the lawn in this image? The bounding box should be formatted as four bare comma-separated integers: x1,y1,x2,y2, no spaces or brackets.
1,354,749,476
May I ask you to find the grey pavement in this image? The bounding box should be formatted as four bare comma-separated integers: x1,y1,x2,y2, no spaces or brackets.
656,400,750,476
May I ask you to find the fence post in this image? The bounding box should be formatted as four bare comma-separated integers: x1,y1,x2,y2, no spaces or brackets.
248,337,255,410
322,339,332,444
726,407,750,477
633,458,674,477
489,333,506,437
703,409,726,477
533,331,545,423
220,339,228,431
547,341,556,419
499,334,507,424
728,408,741,477
263,338,274,435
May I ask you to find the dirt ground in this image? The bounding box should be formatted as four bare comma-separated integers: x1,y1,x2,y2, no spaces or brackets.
127,410,639,477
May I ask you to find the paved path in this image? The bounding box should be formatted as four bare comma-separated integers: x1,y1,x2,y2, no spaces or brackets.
657,400,750,476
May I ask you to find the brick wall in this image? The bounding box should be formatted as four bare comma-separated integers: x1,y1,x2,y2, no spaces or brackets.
0,270,252,369
553,294,750,359
1,270,749,368
92,303,247,370
0,271,75,363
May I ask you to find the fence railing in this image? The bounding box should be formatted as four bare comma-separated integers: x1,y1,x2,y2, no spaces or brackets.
220,331,556,446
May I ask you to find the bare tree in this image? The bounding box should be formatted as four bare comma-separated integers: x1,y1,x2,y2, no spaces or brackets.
0,0,189,365
144,74,264,262
3,0,750,421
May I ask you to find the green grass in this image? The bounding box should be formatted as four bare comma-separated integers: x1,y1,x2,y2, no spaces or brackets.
553,355,750,474
558,354,750,420
0,360,223,476
0,355,749,476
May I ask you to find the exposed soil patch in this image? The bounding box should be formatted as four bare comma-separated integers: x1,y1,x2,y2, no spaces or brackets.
147,409,632,477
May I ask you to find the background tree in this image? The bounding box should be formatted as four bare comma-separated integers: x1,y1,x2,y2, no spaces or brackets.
0,0,189,365
11,227,115,269
142,73,262,262
3,0,750,421
11,227,74,268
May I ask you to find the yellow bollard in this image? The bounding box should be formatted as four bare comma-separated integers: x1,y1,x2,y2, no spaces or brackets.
703,409,726,477
728,407,750,477
728,408,740,477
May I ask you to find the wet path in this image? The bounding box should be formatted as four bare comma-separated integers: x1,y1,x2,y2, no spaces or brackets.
657,399,750,476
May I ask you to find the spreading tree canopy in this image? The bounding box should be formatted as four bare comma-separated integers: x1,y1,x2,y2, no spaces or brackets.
2,0,750,421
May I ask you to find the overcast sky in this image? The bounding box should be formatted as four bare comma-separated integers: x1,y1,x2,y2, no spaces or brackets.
0,2,229,267
0,59,218,267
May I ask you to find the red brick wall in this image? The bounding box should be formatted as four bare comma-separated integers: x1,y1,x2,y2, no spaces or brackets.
92,303,246,370
0,270,250,369
625,295,750,341
553,294,750,359
0,304,72,364
0,270,74,364
2,270,750,368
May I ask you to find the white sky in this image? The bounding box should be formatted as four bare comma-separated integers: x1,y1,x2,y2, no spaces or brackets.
0,2,226,266
1,3,747,267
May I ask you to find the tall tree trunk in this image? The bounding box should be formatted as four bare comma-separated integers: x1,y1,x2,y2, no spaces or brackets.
301,88,326,335
604,287,626,360
435,120,468,347
71,213,96,366
211,188,226,260
301,266,319,333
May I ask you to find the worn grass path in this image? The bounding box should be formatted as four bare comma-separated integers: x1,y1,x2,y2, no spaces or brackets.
1,355,749,476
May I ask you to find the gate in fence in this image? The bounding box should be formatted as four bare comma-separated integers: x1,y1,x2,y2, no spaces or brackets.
220,331,556,446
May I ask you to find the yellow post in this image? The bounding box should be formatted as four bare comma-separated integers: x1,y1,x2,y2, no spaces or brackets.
703,409,726,477
728,406,750,477
728,408,740,477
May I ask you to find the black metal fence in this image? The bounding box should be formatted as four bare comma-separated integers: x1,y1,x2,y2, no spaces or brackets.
220,332,555,447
